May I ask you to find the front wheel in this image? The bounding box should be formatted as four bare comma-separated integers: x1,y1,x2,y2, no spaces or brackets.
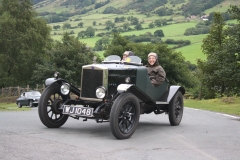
168,91,184,126
110,93,140,139
38,83,69,128
29,100,33,107
17,102,22,108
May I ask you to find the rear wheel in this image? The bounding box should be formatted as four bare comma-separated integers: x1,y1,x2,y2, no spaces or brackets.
38,83,69,128
168,91,184,126
110,93,140,139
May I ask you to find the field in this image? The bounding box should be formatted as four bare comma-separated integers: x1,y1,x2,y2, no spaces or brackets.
36,0,240,64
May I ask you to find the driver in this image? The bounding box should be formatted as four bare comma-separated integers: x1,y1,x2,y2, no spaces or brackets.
146,52,166,87
122,51,135,61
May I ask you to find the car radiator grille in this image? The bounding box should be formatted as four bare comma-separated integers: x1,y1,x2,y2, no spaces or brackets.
81,69,103,98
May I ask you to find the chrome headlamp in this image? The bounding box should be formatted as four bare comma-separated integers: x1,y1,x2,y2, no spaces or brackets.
60,83,70,95
96,87,106,99
125,77,131,83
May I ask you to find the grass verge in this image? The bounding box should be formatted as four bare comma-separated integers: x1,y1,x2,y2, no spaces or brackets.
185,97,240,117
0,103,31,111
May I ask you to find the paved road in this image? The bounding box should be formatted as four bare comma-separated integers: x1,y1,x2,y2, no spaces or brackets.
0,107,240,160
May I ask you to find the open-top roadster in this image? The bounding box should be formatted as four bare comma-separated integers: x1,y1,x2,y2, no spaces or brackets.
38,55,185,139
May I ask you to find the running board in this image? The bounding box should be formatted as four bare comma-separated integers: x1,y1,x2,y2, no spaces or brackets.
156,101,169,104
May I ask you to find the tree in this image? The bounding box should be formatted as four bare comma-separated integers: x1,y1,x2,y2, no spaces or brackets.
134,23,143,30
148,22,155,28
32,33,101,86
0,0,51,87
53,25,61,30
78,31,85,39
154,30,165,37
85,26,95,37
62,22,71,30
105,20,115,31
130,17,139,25
122,22,130,30
114,17,120,23
154,19,162,27
78,22,84,28
93,21,96,26
198,12,227,96
120,16,126,22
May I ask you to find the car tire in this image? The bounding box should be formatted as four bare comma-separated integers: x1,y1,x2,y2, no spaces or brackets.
168,91,184,126
29,100,33,107
38,83,69,128
110,93,140,139
17,102,22,108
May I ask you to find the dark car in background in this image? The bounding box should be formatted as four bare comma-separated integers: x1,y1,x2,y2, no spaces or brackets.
16,91,41,108
38,55,185,139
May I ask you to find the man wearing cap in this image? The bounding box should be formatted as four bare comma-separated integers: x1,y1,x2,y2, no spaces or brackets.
146,52,166,87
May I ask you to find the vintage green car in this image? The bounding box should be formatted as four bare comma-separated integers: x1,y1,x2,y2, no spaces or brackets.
38,55,185,139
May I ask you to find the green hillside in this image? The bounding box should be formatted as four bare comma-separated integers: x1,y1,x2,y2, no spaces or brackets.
34,0,240,64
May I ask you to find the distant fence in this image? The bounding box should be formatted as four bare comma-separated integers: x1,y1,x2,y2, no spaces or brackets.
1,84,45,97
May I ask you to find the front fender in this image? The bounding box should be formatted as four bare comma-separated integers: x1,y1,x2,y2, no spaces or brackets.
45,78,57,87
45,78,80,96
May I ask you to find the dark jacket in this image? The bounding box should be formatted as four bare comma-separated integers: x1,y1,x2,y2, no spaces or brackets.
146,61,166,87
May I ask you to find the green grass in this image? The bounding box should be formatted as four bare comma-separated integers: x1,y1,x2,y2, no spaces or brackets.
37,0,240,64
0,103,31,111
176,42,206,64
185,97,240,116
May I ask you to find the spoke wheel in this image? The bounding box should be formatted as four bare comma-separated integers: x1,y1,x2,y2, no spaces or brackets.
168,91,184,126
110,93,140,139
38,83,69,128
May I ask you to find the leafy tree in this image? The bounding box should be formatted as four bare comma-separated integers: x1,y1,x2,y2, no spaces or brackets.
78,31,86,38
148,22,155,28
53,25,61,30
154,30,165,37
78,22,84,28
0,0,51,87
120,16,126,22
114,17,120,23
105,20,115,30
103,6,123,14
93,21,96,26
85,26,95,37
130,17,139,25
93,36,110,51
122,22,130,30
134,23,143,30
198,12,227,96
154,19,162,27
31,33,101,86
62,22,71,30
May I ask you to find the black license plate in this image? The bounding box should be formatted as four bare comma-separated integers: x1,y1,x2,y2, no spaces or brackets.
63,105,93,117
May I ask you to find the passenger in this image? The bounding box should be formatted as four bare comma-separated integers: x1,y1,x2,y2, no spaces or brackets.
122,51,135,61
146,52,166,87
